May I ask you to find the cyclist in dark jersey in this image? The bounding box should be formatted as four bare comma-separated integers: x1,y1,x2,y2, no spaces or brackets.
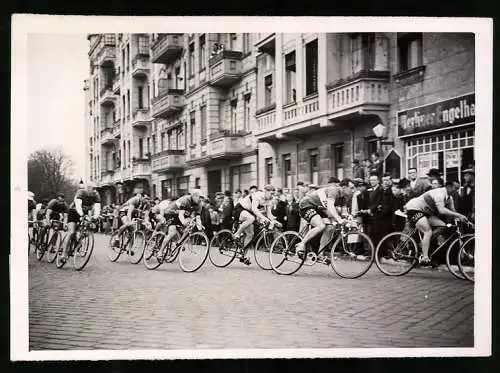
158,190,203,254
44,193,69,226
61,183,101,262
296,178,355,256
112,193,146,248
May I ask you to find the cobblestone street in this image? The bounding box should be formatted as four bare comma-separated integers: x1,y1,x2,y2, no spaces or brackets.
28,233,474,350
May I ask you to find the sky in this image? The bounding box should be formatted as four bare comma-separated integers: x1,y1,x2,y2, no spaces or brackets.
28,33,89,181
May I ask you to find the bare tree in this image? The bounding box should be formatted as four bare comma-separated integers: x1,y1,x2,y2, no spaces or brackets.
28,147,78,202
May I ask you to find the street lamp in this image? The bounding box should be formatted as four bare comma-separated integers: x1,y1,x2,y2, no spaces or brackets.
372,123,394,147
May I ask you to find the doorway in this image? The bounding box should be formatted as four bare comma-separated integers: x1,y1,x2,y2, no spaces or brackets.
207,169,222,198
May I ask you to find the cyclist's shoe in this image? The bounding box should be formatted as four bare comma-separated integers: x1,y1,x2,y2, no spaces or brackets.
418,255,431,266
239,257,251,266
317,255,331,265
295,242,305,257
356,254,368,261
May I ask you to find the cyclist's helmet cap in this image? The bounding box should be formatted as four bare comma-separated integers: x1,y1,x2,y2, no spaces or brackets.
28,191,34,200
263,184,275,192
57,192,65,199
463,168,474,175
308,184,319,190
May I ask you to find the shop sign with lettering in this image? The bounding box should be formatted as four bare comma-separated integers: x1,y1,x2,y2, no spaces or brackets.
398,93,475,137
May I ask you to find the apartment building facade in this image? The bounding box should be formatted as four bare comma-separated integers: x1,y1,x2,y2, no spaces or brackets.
86,32,474,203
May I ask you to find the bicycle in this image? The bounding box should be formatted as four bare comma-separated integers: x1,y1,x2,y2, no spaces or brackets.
374,217,474,278
458,235,475,282
34,220,54,261
55,215,96,271
269,216,375,278
143,218,209,272
28,220,40,255
209,220,281,269
44,220,67,264
108,215,150,264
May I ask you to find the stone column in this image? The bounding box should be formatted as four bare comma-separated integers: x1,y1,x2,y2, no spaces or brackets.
374,33,389,71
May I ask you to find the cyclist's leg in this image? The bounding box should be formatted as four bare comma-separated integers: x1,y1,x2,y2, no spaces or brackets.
234,210,254,238
428,216,447,246
297,210,326,252
415,216,432,261
163,223,178,248
242,218,255,249
319,217,335,254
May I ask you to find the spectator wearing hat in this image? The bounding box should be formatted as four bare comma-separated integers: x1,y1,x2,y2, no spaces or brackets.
407,167,431,198
284,190,300,232
426,168,441,183
374,173,396,247
351,180,370,231
366,173,383,243
352,159,365,181
219,191,234,230
459,168,475,221
271,188,287,229
392,178,411,231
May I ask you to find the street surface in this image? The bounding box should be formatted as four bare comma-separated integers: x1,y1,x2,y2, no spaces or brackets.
29,233,474,350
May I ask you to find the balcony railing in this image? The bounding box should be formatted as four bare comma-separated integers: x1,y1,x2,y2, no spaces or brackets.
209,50,243,87
112,169,122,183
100,171,113,185
282,96,320,126
327,71,390,119
255,104,277,133
97,43,116,67
151,34,183,65
112,123,121,138
151,149,185,173
100,127,115,146
131,108,151,128
151,89,185,118
132,160,151,178
131,56,149,78
209,134,244,160
113,68,120,93
100,85,116,106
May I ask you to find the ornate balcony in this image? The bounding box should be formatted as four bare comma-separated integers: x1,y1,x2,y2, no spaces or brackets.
327,70,390,120
113,68,120,94
151,149,185,173
112,122,121,138
255,103,277,137
151,34,183,65
100,127,115,146
100,85,117,106
131,56,149,78
209,133,244,160
96,35,116,67
131,108,151,129
131,159,151,179
209,50,243,87
152,89,185,119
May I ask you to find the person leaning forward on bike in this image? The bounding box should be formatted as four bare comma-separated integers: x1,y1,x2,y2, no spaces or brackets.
112,192,146,248
157,189,204,253
61,182,101,262
296,178,355,259
44,192,69,237
232,184,281,265
404,179,469,266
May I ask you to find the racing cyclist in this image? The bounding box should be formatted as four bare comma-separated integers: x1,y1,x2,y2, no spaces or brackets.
404,180,468,266
233,184,279,265
296,179,355,261
154,190,203,256
61,183,101,262
112,193,145,248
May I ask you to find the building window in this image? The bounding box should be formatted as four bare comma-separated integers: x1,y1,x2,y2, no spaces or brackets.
126,43,130,71
138,86,144,109
127,140,131,165
175,67,181,90
200,105,207,141
332,144,344,180
199,34,206,70
230,164,251,191
243,33,250,54
305,39,318,96
122,96,126,119
190,111,196,145
265,157,273,185
188,43,195,77
152,184,157,199
218,100,225,129
230,101,237,133
146,137,150,154
366,138,379,157
283,154,292,188
398,33,423,72
167,130,172,150
195,177,201,189
139,138,143,158
121,49,125,75
285,51,296,104
167,73,173,90
137,35,148,55
243,95,250,132
176,127,183,149
309,148,319,184
350,34,375,74
264,74,273,107
127,89,130,118
152,134,156,154
160,132,165,151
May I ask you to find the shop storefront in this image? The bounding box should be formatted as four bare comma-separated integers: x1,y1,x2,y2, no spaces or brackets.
398,93,475,182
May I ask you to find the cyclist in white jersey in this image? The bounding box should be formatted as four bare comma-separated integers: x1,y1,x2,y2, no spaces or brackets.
404,180,468,265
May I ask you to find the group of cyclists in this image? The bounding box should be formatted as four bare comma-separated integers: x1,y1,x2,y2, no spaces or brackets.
27,172,473,274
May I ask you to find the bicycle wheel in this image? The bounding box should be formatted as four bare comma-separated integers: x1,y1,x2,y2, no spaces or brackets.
74,232,94,271
330,231,374,279
209,229,238,268
143,231,165,270
269,231,305,275
35,229,48,261
56,235,72,269
445,234,473,280
375,232,419,276
178,231,210,272
458,236,475,282
129,231,146,264
254,230,277,270
108,231,124,262
29,227,38,255
46,230,62,263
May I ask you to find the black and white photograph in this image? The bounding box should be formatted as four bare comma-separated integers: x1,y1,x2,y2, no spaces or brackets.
11,16,492,360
